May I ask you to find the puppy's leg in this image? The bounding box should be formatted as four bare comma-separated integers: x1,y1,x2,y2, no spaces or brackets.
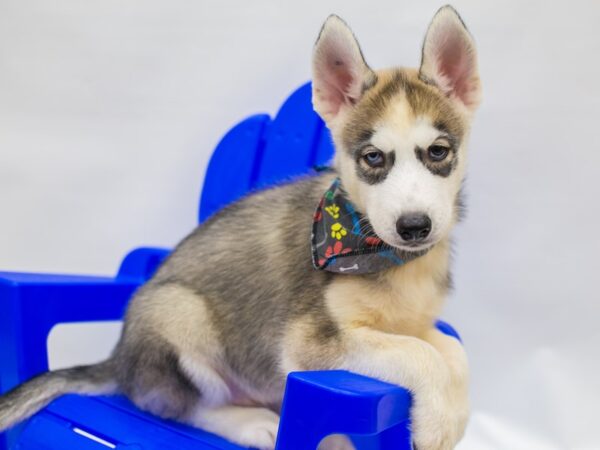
180,356,280,449
421,328,470,445
341,328,460,450
186,404,280,450
122,284,281,449
125,338,280,450
316,337,463,450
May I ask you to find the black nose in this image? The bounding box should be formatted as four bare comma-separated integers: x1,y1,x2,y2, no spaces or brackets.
396,214,432,242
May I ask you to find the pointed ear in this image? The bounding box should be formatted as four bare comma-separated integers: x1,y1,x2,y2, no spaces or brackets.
419,6,481,111
312,15,376,124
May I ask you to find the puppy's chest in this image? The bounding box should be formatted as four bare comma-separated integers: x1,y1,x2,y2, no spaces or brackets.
325,265,446,337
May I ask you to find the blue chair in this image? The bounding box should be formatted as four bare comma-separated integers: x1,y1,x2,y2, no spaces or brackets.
0,83,460,450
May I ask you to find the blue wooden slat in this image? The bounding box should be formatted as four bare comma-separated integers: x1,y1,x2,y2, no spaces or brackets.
199,114,270,222
275,371,412,450
199,83,331,221
19,395,243,450
255,83,326,188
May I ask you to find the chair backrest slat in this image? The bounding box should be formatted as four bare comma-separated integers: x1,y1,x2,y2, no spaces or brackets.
199,83,334,222
198,114,270,222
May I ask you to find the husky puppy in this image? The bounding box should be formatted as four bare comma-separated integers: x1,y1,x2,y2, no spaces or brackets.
0,6,481,450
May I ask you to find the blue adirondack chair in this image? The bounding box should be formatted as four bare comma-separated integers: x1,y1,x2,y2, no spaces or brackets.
0,83,460,450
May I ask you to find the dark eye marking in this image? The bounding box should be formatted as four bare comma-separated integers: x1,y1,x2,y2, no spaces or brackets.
355,145,395,185
415,136,458,177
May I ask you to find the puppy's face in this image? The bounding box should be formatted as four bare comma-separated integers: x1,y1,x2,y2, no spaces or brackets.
312,7,481,252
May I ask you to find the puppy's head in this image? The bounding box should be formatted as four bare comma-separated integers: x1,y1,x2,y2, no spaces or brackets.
312,6,481,252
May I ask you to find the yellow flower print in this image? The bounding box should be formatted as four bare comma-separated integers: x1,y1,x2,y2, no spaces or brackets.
325,204,340,219
331,222,347,240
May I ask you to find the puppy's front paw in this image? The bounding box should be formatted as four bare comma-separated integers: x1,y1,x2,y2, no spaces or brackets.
230,409,280,450
410,394,468,450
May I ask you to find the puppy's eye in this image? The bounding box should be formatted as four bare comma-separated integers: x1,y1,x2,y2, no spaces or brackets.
362,150,385,168
428,145,450,162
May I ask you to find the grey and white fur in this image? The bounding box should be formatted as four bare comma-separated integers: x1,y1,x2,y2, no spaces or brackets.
0,6,482,450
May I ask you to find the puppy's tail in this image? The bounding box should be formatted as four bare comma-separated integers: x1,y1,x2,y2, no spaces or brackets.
0,360,117,431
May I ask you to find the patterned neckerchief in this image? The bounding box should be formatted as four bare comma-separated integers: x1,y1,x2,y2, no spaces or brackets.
311,178,429,274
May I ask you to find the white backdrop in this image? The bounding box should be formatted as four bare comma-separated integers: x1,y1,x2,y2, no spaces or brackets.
1,1,598,449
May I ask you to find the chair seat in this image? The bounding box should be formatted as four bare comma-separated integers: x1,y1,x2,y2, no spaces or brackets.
18,395,244,450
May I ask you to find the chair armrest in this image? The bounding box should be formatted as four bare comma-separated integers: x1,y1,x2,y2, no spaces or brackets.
0,247,171,450
0,246,170,390
275,370,412,450
0,273,141,450
0,273,140,390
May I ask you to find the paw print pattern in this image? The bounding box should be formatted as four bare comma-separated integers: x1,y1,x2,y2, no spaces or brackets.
318,241,352,266
331,222,347,240
325,204,340,219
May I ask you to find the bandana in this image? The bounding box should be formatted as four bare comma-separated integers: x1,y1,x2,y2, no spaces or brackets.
311,178,428,274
